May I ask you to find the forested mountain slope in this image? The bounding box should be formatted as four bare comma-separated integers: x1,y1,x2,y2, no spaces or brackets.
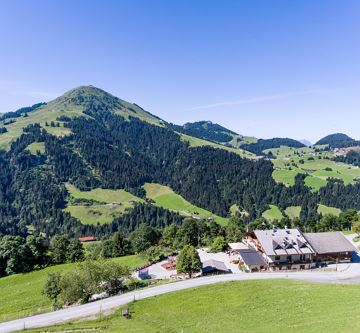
0,86,360,238
315,133,360,148
180,121,238,143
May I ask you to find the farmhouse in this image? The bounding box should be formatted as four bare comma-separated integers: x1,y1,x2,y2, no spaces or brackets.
245,228,357,271
246,228,315,271
304,232,356,263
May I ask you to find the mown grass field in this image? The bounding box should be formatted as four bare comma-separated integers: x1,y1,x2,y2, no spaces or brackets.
265,146,360,191
143,183,229,225
285,206,301,219
317,204,342,217
262,204,283,221
25,142,45,154
26,279,360,333
64,184,143,225
262,204,342,221
0,255,145,322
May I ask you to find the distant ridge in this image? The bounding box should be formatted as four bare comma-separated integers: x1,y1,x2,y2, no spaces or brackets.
315,133,354,146
181,120,238,143
240,137,306,155
299,139,312,147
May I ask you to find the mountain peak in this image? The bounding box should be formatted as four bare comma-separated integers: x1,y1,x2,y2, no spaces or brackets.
49,85,120,108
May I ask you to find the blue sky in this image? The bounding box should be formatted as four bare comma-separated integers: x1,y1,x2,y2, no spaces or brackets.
0,0,359,142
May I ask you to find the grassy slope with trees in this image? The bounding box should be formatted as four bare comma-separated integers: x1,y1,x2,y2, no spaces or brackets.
0,86,163,150
0,255,144,322
265,145,360,190
262,205,284,221
143,183,229,225
25,279,360,333
64,184,144,225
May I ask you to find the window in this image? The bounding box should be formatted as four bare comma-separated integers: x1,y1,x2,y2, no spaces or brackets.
275,256,280,261
287,255,291,261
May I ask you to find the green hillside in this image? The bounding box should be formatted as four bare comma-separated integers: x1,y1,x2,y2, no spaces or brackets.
266,145,360,190
262,204,284,221
26,142,45,155
317,204,342,217
285,206,301,219
181,120,238,143
143,183,229,225
64,183,229,226
179,132,256,159
64,184,143,225
0,255,144,322
25,279,360,333
0,86,162,150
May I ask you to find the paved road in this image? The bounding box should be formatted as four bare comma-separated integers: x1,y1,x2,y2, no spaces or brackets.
1,263,360,333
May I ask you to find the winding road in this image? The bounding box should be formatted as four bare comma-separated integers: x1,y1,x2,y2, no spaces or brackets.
1,262,360,333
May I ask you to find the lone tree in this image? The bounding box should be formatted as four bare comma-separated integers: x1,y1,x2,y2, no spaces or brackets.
176,245,201,278
42,272,62,309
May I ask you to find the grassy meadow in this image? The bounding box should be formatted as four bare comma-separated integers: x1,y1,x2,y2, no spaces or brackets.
26,142,45,155
0,101,84,150
285,206,301,219
317,204,342,217
178,132,256,159
25,279,360,333
0,255,145,322
262,203,342,221
143,183,228,225
265,146,360,191
0,86,163,150
64,184,143,225
262,204,284,221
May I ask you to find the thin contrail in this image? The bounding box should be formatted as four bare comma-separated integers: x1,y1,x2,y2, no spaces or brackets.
189,90,322,111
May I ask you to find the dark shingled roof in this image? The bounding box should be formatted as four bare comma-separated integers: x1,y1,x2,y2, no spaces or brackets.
239,248,266,266
202,259,230,273
303,232,357,254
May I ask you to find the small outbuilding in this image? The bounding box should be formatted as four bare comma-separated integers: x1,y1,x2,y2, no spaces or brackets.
79,236,96,243
238,248,267,272
202,259,230,275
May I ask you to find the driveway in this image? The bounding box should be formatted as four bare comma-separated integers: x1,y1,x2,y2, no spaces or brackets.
2,262,360,333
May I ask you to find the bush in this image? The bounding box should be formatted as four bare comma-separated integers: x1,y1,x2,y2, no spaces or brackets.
42,272,62,309
141,245,173,262
210,236,227,253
